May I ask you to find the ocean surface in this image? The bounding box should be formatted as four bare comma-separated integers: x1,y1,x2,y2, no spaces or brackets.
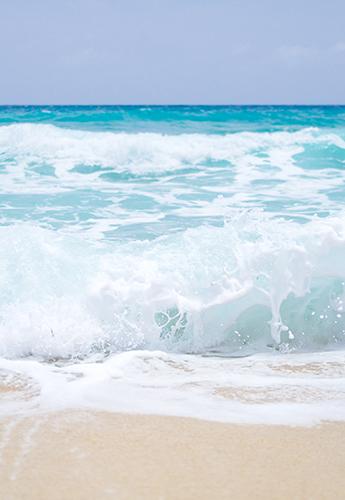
1,105,345,424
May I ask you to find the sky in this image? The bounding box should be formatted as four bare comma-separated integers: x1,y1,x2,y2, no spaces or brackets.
1,0,345,104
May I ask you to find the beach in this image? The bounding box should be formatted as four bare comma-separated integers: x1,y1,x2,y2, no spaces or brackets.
1,106,345,498
2,0,345,496
1,411,345,500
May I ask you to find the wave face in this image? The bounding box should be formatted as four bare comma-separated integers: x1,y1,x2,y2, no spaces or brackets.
1,106,345,360
1,215,345,359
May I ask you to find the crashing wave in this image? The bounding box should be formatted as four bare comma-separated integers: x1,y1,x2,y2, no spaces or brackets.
1,213,345,359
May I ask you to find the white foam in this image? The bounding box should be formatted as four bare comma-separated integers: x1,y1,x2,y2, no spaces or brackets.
1,124,344,239
1,214,345,358
1,123,345,425
0,123,343,185
1,349,345,425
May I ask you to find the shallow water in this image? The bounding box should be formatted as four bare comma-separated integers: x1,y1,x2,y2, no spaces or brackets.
1,350,345,425
1,106,345,423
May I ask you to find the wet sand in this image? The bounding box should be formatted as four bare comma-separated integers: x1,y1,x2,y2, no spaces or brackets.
1,412,345,500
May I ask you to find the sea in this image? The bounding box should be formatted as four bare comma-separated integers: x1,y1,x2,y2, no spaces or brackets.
1,105,345,424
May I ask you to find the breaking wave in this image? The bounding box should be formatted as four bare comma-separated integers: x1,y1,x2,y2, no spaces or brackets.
1,213,345,359
0,123,344,178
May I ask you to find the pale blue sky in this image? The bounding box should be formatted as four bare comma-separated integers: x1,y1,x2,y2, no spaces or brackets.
1,0,345,104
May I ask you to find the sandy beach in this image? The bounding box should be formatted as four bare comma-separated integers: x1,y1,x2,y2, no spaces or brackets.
2,0,345,498
1,411,345,500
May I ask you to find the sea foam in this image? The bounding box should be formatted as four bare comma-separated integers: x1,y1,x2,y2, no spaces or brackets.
1,213,345,359
1,109,345,424
0,123,344,178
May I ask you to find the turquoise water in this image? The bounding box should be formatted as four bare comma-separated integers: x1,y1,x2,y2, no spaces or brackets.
1,106,345,359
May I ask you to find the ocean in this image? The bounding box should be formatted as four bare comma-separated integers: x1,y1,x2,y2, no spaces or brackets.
1,105,345,424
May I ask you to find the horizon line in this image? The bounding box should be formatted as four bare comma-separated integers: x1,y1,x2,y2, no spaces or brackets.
1,103,345,107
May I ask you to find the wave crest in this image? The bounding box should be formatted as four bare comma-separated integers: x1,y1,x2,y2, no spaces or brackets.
1,213,345,359
1,123,344,177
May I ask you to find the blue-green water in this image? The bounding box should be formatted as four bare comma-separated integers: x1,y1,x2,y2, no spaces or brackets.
1,106,345,359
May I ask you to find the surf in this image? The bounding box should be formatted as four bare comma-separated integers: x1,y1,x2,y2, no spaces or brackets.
1,213,345,360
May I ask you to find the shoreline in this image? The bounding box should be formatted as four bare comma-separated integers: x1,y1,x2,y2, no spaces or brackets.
1,411,345,499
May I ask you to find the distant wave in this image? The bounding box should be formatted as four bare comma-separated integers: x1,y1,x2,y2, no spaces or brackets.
0,123,344,177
